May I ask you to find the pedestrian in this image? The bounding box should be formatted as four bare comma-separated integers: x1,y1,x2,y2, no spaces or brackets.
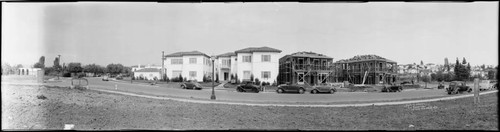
411,80,414,84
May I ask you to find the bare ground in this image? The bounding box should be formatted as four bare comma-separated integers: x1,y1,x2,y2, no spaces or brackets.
2,83,498,130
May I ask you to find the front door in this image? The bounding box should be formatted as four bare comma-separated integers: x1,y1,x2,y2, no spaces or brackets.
224,72,228,81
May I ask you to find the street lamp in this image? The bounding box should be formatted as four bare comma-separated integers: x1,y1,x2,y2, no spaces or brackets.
210,56,216,100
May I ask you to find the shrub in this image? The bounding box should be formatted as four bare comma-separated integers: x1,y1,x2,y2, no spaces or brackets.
255,78,260,85
62,72,71,77
77,72,86,78
250,74,254,82
203,75,208,82
153,76,158,81
183,77,187,82
272,80,277,86
132,76,135,80
145,77,148,80
215,74,219,83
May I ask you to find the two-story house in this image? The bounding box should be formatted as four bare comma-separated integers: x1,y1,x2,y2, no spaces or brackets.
233,47,282,83
164,51,213,82
216,52,237,82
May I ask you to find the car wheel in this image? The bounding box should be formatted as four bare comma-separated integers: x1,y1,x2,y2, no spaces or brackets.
253,88,259,93
181,85,185,89
330,89,335,94
277,88,284,93
237,88,243,92
312,90,318,94
447,92,451,95
299,88,305,94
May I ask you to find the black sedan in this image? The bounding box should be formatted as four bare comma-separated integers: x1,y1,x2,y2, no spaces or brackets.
276,83,308,94
181,81,203,90
236,82,262,93
311,83,337,94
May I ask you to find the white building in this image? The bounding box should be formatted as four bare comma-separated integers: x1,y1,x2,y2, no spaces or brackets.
215,52,237,82
131,64,162,72
230,47,282,83
164,51,212,82
133,68,161,80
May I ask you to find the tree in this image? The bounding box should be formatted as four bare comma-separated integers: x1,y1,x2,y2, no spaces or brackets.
421,75,430,88
83,64,103,77
33,56,45,68
106,63,124,76
178,74,183,82
462,57,467,65
67,63,83,73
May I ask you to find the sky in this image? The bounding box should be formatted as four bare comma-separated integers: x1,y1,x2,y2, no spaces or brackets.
2,2,498,68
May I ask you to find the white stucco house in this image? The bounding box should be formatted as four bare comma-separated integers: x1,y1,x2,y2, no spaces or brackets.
215,52,237,82
133,68,161,80
164,51,213,82
216,47,282,83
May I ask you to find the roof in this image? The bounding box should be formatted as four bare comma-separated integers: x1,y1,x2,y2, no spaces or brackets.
216,52,236,58
335,54,396,63
282,51,333,59
134,68,160,72
289,51,332,59
234,46,282,53
165,51,210,58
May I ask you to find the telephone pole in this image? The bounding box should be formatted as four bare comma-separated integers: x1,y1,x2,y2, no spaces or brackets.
161,51,165,80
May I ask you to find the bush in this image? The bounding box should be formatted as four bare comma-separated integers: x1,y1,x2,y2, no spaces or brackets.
183,77,187,82
255,78,261,85
62,72,71,77
77,72,86,78
145,77,148,80
132,76,135,80
215,74,219,83
203,75,208,82
153,76,158,81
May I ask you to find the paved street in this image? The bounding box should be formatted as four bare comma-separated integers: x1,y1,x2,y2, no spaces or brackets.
44,77,465,104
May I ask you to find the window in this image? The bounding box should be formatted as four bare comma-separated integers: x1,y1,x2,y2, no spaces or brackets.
189,58,197,64
189,71,197,78
261,55,270,62
262,71,270,79
243,71,251,79
171,59,183,64
222,59,230,67
172,70,182,77
243,56,252,62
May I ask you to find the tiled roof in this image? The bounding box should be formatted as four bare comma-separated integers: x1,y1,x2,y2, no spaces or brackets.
288,51,332,59
234,46,282,53
216,52,236,58
134,68,160,72
165,51,210,58
335,55,396,63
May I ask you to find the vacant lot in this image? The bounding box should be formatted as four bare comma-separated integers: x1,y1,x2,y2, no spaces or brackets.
2,83,497,130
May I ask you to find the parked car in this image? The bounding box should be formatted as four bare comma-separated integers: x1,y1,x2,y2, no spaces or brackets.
181,80,202,90
381,85,403,92
400,81,411,85
102,75,109,81
276,82,308,94
310,83,336,94
446,81,472,95
116,75,123,80
437,82,445,89
236,81,262,93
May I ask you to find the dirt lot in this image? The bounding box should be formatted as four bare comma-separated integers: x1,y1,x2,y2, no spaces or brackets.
2,83,498,130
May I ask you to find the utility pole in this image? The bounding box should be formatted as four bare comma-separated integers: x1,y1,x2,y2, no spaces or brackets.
162,51,165,81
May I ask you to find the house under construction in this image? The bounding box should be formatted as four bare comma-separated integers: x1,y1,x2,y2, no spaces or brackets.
334,55,398,85
278,51,337,86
